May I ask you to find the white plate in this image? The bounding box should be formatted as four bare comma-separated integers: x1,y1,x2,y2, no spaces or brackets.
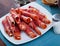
0,2,53,45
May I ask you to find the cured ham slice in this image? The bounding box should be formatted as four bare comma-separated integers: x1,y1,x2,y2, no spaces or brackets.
2,19,13,37
6,16,21,40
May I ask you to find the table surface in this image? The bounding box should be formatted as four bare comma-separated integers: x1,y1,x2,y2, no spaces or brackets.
0,0,60,46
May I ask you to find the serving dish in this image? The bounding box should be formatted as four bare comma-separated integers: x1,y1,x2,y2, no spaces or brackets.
0,2,53,45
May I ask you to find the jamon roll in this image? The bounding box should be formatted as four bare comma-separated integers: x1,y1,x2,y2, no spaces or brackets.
10,8,21,24
21,15,32,23
29,21,41,35
23,6,51,24
18,8,39,20
21,15,41,35
28,6,46,18
6,16,21,40
20,22,37,38
34,19,47,29
2,19,13,37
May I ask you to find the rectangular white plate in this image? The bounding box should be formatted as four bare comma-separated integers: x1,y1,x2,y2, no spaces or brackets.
0,2,53,45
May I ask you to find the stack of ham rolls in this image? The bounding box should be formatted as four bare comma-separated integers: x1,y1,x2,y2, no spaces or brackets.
2,6,51,40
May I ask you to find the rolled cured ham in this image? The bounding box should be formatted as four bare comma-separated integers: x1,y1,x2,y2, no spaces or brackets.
20,22,37,38
23,6,51,24
21,15,32,23
6,16,21,40
34,19,47,29
18,8,39,20
20,15,41,35
2,19,13,37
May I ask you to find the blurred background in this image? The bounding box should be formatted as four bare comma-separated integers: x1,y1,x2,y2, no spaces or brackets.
0,0,60,17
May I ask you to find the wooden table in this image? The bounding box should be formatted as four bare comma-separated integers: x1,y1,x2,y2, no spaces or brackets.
0,39,6,46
